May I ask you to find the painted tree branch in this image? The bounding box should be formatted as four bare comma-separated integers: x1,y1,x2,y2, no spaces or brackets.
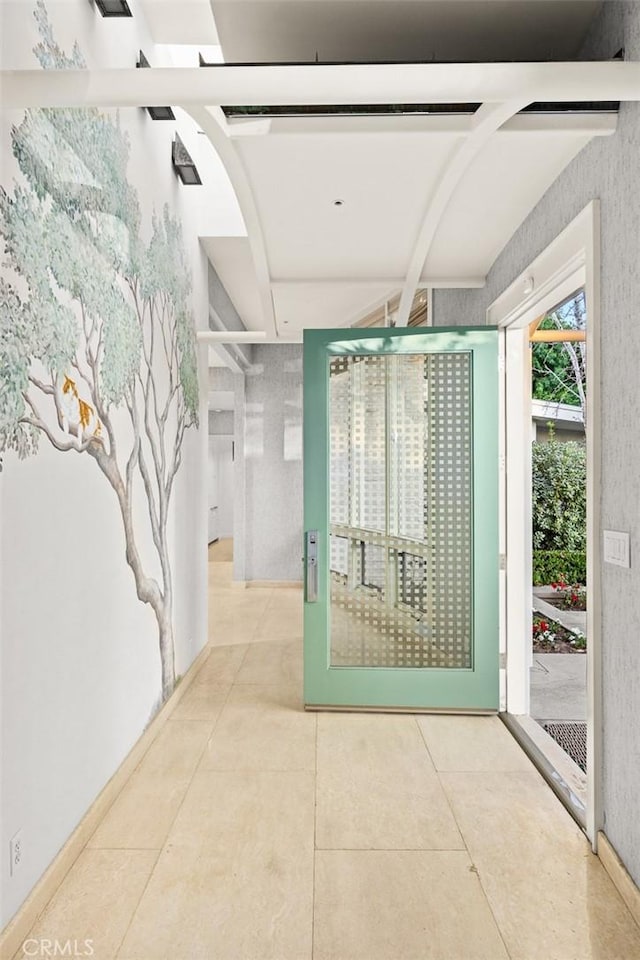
0,5,199,703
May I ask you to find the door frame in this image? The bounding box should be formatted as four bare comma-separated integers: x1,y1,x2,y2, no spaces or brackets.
487,200,601,846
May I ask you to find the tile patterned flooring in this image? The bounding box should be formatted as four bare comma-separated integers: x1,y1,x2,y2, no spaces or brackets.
13,557,640,959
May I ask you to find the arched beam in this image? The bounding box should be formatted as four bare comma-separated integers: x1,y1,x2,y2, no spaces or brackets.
2,61,640,109
396,99,528,326
187,104,277,337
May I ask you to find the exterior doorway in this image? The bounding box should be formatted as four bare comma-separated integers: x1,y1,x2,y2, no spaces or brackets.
529,290,587,786
489,202,601,846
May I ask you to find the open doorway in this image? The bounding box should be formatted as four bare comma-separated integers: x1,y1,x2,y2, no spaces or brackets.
208,434,235,561
208,385,236,614
529,291,588,784
489,201,601,846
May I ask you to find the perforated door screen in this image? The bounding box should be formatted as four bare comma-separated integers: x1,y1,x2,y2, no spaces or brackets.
329,352,472,668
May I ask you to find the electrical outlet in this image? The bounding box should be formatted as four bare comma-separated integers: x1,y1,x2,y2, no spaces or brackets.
10,830,23,876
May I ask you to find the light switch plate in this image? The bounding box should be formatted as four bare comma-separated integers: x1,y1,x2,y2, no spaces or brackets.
603,530,630,568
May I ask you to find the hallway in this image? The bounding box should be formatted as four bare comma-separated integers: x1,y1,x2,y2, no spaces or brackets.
12,554,640,960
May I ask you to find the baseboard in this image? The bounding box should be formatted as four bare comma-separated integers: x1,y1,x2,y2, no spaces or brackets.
246,580,303,589
229,579,303,590
0,640,212,960
597,831,640,929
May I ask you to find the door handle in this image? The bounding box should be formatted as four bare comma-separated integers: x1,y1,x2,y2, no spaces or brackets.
306,530,319,603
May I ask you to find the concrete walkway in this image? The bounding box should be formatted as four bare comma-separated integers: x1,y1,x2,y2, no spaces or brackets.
530,588,587,724
530,653,587,722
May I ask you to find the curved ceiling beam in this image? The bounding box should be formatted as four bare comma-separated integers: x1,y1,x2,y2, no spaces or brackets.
396,98,528,326
3,61,640,109
187,104,277,337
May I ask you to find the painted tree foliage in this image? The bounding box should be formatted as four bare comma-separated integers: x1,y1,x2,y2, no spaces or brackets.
0,2,199,701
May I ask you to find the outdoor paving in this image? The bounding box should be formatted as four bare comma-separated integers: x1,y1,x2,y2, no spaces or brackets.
530,653,587,722
531,588,587,725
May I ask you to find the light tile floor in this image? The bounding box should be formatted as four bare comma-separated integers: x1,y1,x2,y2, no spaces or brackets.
13,559,640,960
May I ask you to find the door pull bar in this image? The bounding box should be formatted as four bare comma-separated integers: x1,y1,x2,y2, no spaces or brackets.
306,530,319,603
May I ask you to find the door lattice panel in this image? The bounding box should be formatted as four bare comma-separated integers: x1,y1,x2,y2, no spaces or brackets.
329,352,472,669
428,353,472,667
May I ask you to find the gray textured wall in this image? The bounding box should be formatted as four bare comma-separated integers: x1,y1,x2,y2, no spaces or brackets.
434,2,640,886
244,345,304,581
208,410,234,435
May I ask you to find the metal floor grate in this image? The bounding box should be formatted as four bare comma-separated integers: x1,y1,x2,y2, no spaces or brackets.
540,721,587,773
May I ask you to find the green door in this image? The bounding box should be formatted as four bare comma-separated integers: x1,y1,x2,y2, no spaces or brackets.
303,326,499,711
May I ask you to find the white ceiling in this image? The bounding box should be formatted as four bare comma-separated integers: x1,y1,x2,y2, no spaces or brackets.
212,1,602,64
201,111,615,335
188,0,616,354
423,119,609,279
272,280,398,332
141,0,219,44
235,126,462,280
201,237,264,329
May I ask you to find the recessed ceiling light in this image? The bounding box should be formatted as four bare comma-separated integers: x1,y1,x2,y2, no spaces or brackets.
333,199,344,207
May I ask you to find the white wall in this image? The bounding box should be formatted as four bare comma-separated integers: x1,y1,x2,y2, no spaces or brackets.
208,434,219,541
209,349,303,582
244,345,304,582
0,0,214,926
207,434,234,542
211,436,235,539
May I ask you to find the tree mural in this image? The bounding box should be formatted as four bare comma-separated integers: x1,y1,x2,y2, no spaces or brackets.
0,1,199,702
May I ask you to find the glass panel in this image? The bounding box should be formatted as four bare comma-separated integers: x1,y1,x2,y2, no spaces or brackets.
351,356,386,533
329,535,349,577
399,552,427,614
328,352,472,668
362,542,386,591
389,355,427,542
329,361,350,526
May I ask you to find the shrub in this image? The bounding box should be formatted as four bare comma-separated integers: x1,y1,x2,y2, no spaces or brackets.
550,577,586,609
532,440,586,551
533,550,586,586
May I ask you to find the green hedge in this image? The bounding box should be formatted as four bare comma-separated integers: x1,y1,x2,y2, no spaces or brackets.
532,440,586,551
533,550,586,586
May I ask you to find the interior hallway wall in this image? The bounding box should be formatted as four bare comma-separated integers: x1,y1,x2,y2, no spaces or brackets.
244,345,304,582
433,0,640,887
0,0,210,926
208,435,235,540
